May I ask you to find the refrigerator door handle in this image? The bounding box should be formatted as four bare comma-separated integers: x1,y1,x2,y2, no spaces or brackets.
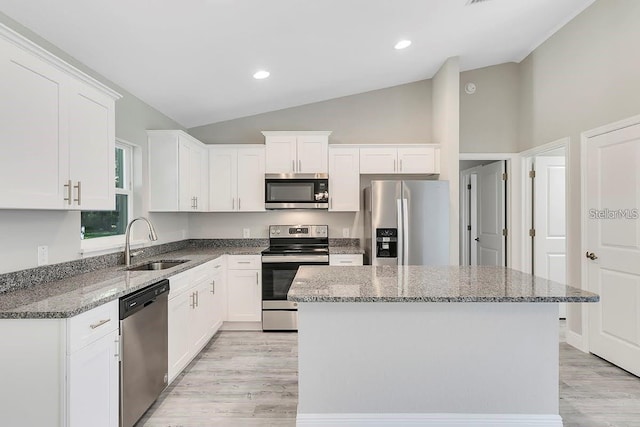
402,198,409,265
397,199,404,265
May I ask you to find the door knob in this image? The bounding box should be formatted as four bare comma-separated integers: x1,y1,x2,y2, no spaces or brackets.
585,251,598,260
474,238,479,242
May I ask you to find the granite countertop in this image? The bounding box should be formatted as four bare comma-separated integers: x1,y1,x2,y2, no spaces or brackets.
288,265,599,303
0,246,265,319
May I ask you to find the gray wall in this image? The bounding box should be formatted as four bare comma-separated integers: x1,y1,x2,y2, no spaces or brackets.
460,63,520,153
189,80,432,144
518,0,640,336
187,79,434,242
0,13,188,273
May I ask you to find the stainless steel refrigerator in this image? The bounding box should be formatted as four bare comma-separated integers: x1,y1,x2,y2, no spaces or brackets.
364,180,449,265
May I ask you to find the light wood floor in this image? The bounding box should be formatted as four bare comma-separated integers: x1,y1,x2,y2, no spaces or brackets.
140,323,640,427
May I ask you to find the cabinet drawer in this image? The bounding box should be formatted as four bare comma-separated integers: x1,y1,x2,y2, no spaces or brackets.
68,299,119,354
329,254,364,266
227,255,261,270
169,270,193,298
190,262,211,284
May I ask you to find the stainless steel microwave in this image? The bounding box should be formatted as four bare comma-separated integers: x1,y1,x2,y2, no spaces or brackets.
265,174,329,209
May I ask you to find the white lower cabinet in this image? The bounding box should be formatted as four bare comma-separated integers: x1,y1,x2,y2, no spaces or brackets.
329,254,364,266
226,255,262,324
0,299,119,427
68,329,119,427
167,257,226,384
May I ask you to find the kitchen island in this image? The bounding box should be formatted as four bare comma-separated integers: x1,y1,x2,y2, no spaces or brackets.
288,265,599,427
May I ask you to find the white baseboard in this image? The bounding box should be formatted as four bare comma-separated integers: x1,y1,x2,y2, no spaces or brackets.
220,321,262,331
566,329,587,353
296,413,563,427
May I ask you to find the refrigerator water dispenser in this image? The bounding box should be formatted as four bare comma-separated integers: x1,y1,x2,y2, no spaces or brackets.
376,228,397,258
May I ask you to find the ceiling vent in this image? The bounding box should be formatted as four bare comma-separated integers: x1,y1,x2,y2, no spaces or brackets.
467,0,492,4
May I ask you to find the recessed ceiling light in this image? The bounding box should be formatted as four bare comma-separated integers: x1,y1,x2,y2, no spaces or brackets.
253,70,270,80
394,40,412,50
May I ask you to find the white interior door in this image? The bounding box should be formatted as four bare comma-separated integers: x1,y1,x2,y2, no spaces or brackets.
476,161,506,266
586,123,640,376
534,156,567,318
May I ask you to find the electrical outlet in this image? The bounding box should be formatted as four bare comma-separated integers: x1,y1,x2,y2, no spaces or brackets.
37,245,48,266
342,228,350,238
243,228,251,238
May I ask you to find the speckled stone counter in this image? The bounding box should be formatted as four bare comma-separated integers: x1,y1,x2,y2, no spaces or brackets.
0,246,265,319
288,265,598,303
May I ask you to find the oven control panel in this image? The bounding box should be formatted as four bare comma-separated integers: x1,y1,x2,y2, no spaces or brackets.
269,225,328,238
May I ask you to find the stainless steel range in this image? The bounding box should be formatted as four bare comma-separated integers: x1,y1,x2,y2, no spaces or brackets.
261,225,329,331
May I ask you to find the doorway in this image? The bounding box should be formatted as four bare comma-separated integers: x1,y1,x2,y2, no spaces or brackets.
460,160,508,266
521,139,568,319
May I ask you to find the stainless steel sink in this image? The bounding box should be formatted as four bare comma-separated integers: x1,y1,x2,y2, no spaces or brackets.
126,260,189,271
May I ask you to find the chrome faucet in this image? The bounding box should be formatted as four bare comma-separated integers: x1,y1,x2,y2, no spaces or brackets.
124,217,158,266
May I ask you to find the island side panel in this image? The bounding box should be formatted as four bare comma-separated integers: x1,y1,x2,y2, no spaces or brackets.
297,302,559,417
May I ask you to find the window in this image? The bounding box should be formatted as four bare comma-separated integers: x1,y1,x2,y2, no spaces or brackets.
81,141,133,240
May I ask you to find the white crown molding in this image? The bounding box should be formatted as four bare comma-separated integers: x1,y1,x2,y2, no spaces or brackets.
0,23,122,100
297,413,563,426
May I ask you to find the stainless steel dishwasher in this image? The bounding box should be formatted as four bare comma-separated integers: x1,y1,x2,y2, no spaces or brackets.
119,279,169,427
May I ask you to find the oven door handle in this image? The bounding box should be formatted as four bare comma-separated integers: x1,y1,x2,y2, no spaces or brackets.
261,255,329,264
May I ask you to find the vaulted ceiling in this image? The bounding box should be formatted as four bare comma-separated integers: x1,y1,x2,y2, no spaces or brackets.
0,0,595,127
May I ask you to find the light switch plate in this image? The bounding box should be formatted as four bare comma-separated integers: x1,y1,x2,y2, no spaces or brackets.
243,228,251,238
37,245,48,266
342,228,350,238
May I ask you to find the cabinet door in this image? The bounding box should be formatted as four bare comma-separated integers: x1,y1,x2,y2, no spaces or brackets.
359,147,397,174
211,266,226,331
209,148,237,211
227,269,261,322
68,83,115,210
329,147,360,211
190,142,206,211
237,147,265,211
0,38,68,209
178,140,192,210
297,136,328,173
398,146,436,174
265,136,297,173
168,290,191,383
68,329,119,427
191,278,214,352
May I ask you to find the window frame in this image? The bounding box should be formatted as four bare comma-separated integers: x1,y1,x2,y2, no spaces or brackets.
80,139,134,253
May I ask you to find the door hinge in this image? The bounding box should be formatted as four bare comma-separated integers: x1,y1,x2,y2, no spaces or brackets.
529,229,536,237
502,172,508,181
467,184,471,190
467,225,471,231
529,170,536,179
502,228,508,237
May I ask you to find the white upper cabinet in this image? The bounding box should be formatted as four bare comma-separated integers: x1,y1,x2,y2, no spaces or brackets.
359,147,397,174
68,83,116,210
263,131,331,174
0,27,120,210
328,146,360,212
148,130,208,212
359,145,440,174
209,145,265,212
